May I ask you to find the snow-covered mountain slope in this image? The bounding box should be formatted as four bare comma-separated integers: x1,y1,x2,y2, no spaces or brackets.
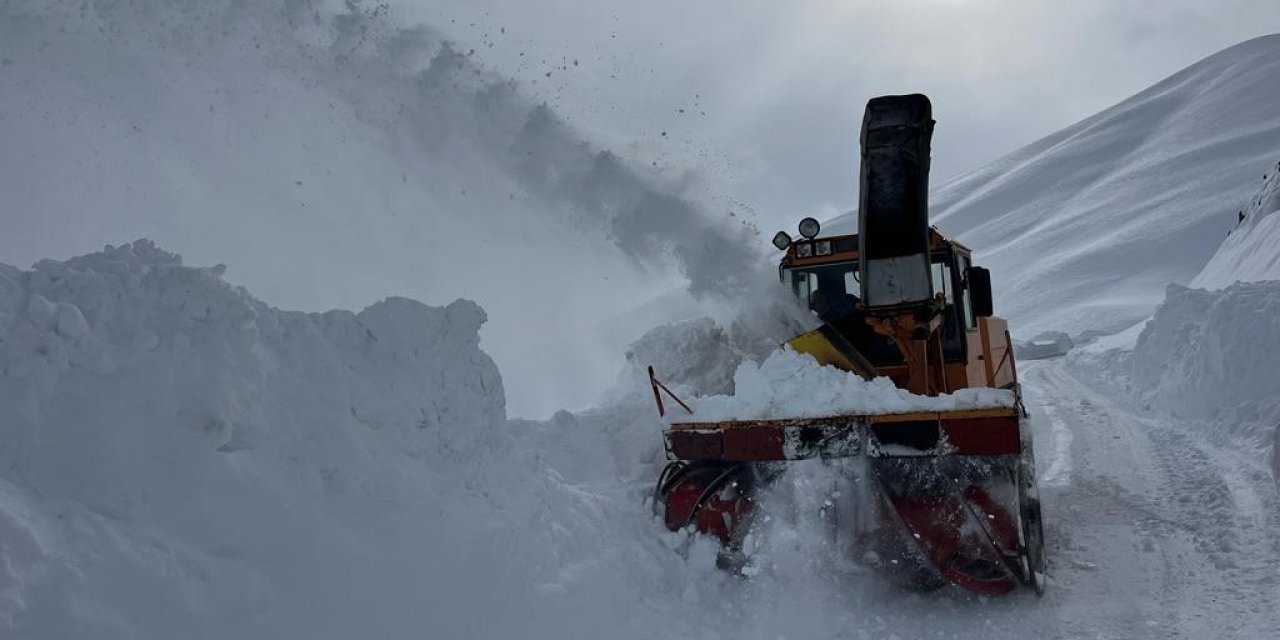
1193,160,1280,288
829,35,1280,337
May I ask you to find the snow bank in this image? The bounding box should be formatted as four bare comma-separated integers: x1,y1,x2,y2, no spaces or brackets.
0,240,741,639
685,348,1014,422
1133,282,1280,420
0,239,504,466
0,240,516,636
1130,281,1280,477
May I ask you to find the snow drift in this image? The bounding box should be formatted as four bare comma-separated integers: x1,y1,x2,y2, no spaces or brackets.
828,35,1280,338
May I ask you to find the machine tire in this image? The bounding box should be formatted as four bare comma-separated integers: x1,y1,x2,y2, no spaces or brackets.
1021,495,1047,596
1018,454,1047,596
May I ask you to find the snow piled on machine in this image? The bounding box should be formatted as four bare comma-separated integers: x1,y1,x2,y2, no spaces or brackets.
683,348,1014,423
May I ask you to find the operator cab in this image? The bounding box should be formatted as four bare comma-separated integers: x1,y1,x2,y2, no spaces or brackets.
774,217,996,376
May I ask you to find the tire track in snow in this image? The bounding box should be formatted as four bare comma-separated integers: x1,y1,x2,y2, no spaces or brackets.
1040,358,1280,638
1037,401,1073,488
1020,360,1179,637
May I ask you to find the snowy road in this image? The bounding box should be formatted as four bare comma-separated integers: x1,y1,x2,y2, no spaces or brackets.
1015,359,1280,638
792,358,1280,639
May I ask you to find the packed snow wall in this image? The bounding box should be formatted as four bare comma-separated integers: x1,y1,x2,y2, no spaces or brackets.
0,240,507,466
0,240,526,636
1130,281,1280,477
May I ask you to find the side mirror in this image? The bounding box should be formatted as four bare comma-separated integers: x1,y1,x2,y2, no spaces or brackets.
967,266,994,317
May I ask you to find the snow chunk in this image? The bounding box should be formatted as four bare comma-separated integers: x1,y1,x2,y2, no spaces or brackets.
54,302,89,340
684,348,1015,423
625,317,749,397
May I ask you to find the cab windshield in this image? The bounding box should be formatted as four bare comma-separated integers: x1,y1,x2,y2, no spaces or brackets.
782,250,970,364
784,261,859,320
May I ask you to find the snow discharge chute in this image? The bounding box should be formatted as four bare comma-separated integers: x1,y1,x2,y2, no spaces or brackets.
858,94,934,308
650,94,1047,596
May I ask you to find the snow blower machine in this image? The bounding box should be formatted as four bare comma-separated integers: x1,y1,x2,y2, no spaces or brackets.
652,94,1046,595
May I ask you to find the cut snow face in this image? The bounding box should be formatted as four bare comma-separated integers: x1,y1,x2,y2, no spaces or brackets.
1132,281,1280,422
0,240,549,637
681,348,1014,423
1124,280,1280,481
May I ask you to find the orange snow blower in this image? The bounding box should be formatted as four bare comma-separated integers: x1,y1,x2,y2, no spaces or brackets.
652,94,1046,595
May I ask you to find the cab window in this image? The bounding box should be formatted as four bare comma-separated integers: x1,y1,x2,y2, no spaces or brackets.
784,261,859,320
958,254,976,329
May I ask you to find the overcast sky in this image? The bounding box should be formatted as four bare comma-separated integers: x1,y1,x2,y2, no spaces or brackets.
399,0,1280,236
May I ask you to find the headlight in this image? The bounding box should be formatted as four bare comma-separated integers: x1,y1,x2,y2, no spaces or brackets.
772,231,793,251
794,242,813,258
798,217,821,239
814,240,832,256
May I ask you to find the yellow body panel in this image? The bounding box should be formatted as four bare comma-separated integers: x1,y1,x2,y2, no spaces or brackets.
786,325,877,379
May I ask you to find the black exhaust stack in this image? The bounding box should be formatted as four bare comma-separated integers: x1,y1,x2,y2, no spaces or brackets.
857,94,935,308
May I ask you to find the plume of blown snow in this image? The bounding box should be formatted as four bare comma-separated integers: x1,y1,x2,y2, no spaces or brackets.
0,0,792,417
